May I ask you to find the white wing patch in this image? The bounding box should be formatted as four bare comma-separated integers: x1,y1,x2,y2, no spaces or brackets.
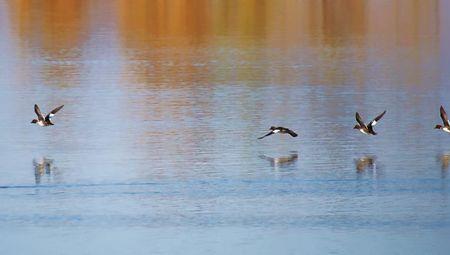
359,129,370,135
370,120,378,126
273,130,280,133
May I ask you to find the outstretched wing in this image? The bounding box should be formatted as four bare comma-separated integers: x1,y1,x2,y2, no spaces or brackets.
34,104,45,121
355,112,366,128
440,106,450,127
258,131,274,140
368,110,386,128
286,129,298,137
45,105,64,122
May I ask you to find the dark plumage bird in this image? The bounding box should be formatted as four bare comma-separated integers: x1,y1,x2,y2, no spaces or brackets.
353,110,386,135
31,104,64,126
435,106,450,133
258,126,298,139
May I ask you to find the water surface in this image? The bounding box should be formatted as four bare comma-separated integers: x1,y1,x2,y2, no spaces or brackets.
1,1,450,254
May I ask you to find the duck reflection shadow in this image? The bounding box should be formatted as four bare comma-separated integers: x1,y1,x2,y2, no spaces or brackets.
33,157,57,184
354,156,378,174
438,153,450,178
259,151,299,170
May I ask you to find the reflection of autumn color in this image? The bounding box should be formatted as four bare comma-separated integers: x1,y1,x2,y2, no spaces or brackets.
115,0,439,87
8,0,440,49
118,0,212,46
6,0,440,88
117,0,437,46
8,0,88,51
7,0,88,87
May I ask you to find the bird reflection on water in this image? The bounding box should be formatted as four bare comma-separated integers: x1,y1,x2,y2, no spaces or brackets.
354,156,377,174
33,157,56,184
259,151,299,170
438,154,450,178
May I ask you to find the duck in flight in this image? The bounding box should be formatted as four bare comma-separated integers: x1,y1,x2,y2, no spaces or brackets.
258,126,298,139
435,106,450,133
353,110,386,135
31,104,64,126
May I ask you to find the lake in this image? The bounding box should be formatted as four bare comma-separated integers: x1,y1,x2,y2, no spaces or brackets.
0,1,450,254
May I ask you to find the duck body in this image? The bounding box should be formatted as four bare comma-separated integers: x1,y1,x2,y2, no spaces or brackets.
31,119,50,127
354,125,374,135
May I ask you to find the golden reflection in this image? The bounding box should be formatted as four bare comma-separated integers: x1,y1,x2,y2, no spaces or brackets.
116,0,371,47
118,0,213,46
7,0,88,87
114,0,440,88
9,0,441,51
321,0,367,43
8,0,88,50
6,0,442,88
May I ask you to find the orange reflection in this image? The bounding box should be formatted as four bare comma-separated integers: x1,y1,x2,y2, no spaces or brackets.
8,0,88,87
6,0,442,88
9,0,87,52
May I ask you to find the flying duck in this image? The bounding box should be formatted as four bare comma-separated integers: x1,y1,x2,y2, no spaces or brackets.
258,126,298,139
353,110,386,135
435,106,450,133
31,104,64,126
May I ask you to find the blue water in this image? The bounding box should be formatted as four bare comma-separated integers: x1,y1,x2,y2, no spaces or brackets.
1,1,450,254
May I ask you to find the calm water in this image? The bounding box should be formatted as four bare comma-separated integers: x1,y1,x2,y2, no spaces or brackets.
1,1,450,254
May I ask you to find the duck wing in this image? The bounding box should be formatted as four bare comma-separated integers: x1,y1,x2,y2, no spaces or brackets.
258,131,274,139
368,110,386,128
440,106,450,127
355,112,366,128
34,104,45,121
45,105,64,122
